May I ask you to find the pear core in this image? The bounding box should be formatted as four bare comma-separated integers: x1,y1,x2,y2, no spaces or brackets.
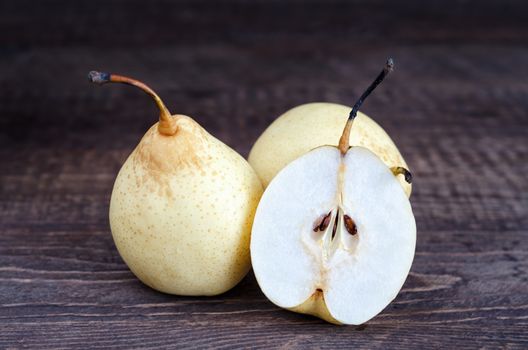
250,146,416,325
110,115,263,296
248,103,411,197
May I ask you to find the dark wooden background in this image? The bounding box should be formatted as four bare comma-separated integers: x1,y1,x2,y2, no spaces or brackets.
1,0,527,348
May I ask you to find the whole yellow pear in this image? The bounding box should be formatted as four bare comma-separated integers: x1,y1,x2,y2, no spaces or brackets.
248,102,411,197
89,71,263,296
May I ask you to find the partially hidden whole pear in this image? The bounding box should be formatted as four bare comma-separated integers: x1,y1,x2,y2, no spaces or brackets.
248,96,411,196
89,71,263,296
250,59,416,325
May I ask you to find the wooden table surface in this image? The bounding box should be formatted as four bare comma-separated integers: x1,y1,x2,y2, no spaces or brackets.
1,1,527,348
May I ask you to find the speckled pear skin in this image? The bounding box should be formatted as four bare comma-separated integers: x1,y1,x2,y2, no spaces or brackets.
248,103,411,196
109,115,263,296
289,290,341,325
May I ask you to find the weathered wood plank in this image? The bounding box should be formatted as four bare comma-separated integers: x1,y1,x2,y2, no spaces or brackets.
1,0,528,348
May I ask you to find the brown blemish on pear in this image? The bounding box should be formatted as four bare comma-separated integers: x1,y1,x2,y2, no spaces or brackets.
133,116,208,174
126,116,215,198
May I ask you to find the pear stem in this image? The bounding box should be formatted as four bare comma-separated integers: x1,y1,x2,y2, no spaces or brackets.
391,166,413,184
338,58,394,154
88,71,177,135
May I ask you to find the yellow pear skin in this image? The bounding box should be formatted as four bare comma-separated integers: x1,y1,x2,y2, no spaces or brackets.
111,116,263,295
89,72,263,296
248,102,411,196
289,290,341,325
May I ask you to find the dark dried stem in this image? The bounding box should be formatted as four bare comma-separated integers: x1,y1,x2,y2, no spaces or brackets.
338,58,394,154
391,166,413,184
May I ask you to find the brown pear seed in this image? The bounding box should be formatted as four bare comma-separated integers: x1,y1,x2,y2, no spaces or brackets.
314,212,332,232
344,215,357,235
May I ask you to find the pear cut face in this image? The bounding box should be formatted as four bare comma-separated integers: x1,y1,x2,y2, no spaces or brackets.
250,146,416,325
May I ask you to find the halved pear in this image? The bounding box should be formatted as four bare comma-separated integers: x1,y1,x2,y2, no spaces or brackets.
250,59,416,325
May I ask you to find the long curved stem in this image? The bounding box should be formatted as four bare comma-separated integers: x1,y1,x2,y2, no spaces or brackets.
88,71,177,135
338,58,394,154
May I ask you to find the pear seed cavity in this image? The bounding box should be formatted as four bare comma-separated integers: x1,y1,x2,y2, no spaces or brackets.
331,209,340,239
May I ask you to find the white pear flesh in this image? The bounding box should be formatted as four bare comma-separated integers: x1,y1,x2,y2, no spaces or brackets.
110,115,263,296
250,146,416,325
248,103,411,196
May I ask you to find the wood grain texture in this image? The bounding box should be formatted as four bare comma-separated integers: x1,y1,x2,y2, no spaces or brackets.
1,0,528,348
